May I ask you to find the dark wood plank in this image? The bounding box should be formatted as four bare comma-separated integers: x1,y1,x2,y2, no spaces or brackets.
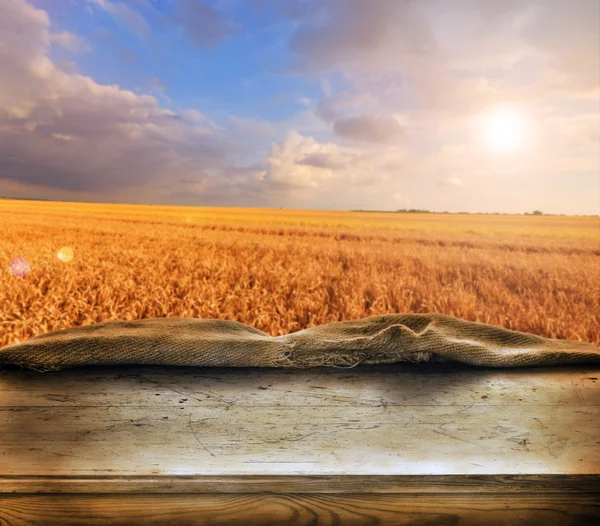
1,474,600,494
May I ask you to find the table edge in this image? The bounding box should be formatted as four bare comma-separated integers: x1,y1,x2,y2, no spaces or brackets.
2,474,599,494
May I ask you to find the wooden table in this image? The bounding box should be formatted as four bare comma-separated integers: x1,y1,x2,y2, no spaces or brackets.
1,362,599,525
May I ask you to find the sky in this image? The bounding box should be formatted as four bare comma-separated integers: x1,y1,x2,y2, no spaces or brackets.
0,0,599,214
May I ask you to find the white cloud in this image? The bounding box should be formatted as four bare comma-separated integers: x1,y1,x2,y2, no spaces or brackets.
87,0,150,37
0,0,234,196
260,130,340,189
254,130,409,210
279,0,599,212
2,0,598,213
287,0,598,119
50,31,92,54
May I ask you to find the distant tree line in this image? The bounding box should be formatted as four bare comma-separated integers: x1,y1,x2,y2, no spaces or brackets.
351,208,596,216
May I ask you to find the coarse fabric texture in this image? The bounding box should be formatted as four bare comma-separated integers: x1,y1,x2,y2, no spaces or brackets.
0,313,599,372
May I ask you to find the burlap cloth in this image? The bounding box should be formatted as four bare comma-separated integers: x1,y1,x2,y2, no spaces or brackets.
1,313,598,372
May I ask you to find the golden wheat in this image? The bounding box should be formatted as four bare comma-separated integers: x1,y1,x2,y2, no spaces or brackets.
1,199,598,348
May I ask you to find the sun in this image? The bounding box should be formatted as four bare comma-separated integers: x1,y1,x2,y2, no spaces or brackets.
478,106,531,155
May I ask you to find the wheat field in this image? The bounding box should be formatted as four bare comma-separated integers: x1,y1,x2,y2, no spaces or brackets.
1,198,599,348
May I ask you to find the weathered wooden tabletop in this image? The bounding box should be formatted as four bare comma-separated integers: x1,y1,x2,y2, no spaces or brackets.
1,362,599,525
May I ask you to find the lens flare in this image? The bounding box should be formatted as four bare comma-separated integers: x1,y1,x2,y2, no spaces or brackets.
57,246,74,262
9,257,31,278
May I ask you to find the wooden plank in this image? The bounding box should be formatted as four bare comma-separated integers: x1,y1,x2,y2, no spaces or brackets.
2,364,599,408
1,405,599,475
1,493,599,525
1,475,599,494
1,364,599,479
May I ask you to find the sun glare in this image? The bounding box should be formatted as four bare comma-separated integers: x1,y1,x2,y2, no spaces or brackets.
478,107,531,155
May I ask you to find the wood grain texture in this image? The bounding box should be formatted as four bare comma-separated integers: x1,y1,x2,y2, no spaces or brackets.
2,474,600,494
1,493,600,525
1,363,599,477
1,363,599,524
